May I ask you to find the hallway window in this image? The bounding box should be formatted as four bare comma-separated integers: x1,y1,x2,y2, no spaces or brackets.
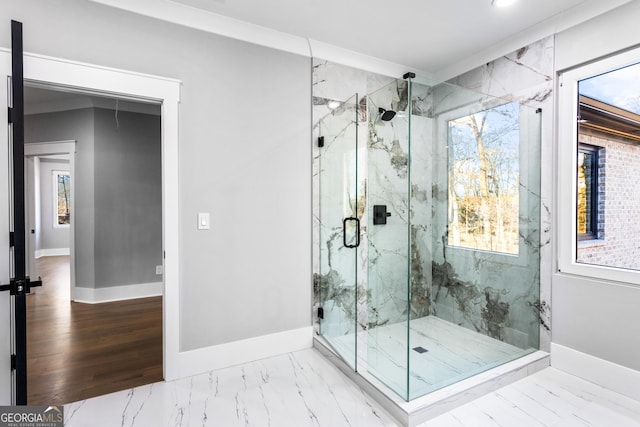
54,170,70,226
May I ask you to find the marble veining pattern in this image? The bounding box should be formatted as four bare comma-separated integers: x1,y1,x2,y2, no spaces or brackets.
64,349,640,427
427,367,640,427
65,349,395,427
442,36,554,352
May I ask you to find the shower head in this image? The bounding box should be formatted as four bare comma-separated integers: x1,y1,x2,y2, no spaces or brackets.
378,107,396,122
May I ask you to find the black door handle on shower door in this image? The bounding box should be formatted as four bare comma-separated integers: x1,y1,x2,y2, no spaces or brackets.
343,217,360,248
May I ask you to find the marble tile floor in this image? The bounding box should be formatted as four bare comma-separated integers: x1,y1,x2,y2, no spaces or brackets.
64,348,640,427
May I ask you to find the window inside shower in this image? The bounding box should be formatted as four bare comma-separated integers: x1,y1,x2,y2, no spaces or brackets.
447,102,520,255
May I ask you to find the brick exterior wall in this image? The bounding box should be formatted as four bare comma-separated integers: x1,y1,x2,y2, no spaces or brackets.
577,129,640,270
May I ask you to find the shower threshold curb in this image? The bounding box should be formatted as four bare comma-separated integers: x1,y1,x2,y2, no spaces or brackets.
313,336,550,427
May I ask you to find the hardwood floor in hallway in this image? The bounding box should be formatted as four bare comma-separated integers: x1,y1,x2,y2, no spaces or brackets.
27,256,163,405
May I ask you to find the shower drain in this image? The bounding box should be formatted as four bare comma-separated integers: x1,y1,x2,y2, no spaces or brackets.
413,346,429,354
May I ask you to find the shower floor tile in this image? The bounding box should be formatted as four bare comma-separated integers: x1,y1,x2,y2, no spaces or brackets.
325,316,533,400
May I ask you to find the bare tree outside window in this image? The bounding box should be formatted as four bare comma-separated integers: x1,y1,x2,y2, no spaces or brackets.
447,102,520,254
55,171,70,226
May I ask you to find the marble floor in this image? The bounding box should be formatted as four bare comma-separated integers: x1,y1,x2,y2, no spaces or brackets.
64,348,640,427
327,316,532,399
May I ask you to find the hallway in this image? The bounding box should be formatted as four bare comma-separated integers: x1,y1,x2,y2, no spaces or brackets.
27,256,163,405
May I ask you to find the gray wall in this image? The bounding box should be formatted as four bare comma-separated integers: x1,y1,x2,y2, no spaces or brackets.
3,0,311,351
93,108,162,288
27,107,164,289
38,157,70,251
553,1,640,371
25,108,95,287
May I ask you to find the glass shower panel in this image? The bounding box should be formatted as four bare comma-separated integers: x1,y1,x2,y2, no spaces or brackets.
317,94,362,370
423,83,542,399
365,80,412,399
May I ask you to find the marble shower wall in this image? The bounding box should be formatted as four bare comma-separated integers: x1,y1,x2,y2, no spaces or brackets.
366,81,433,327
433,36,554,351
313,60,393,335
313,60,433,336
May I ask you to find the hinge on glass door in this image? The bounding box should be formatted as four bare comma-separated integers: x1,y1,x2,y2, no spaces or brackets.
10,354,16,371
318,136,324,148
317,307,324,319
7,107,12,124
9,232,14,247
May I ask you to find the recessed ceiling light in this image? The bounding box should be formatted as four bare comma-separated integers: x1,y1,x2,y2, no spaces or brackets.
492,0,517,7
327,100,341,110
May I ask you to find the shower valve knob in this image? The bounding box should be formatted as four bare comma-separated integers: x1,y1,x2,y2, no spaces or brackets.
373,205,390,225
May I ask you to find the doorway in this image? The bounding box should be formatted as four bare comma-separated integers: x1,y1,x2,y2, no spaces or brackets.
23,86,164,404
1,49,181,405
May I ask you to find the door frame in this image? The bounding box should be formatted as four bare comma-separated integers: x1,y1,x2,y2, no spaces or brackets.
0,49,182,403
24,141,76,301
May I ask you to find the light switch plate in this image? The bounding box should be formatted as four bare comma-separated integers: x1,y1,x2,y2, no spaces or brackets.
155,265,163,275
198,212,210,230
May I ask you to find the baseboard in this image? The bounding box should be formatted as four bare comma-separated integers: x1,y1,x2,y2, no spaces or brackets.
74,282,163,303
166,326,313,381
551,343,640,401
35,248,70,258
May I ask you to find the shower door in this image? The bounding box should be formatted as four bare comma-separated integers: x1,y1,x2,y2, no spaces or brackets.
317,94,364,370
365,79,414,399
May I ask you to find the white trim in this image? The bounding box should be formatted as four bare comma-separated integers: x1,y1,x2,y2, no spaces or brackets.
88,0,630,82
310,41,427,83
551,343,640,402
557,46,640,286
87,0,427,80
0,50,181,383
92,0,310,56
35,248,70,258
23,141,76,156
74,282,163,304
172,327,313,380
25,95,161,117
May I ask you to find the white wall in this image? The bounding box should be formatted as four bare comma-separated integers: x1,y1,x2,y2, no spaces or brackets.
553,1,640,372
0,0,311,354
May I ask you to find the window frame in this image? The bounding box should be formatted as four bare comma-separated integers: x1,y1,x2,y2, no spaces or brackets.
558,47,640,285
576,143,599,241
53,169,70,228
445,101,522,256
435,97,539,269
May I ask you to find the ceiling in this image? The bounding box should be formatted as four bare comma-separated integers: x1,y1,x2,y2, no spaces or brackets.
94,0,632,78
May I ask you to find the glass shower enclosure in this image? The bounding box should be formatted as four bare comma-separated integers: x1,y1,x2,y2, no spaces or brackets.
316,76,542,401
